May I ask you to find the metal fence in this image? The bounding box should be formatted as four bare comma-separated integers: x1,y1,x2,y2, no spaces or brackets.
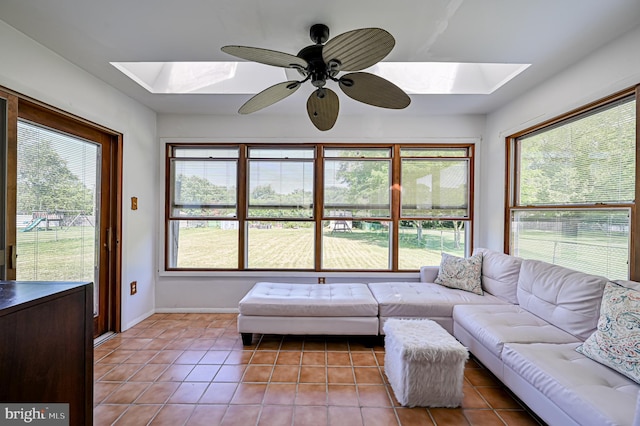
514,237,628,280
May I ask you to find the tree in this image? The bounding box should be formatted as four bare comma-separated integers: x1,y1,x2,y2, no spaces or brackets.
175,174,235,216
516,101,636,241
518,100,635,206
250,184,278,203
452,220,464,249
17,133,94,215
325,159,390,217
332,156,469,247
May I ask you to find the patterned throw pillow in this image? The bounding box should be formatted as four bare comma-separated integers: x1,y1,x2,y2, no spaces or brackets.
434,252,483,295
576,282,640,384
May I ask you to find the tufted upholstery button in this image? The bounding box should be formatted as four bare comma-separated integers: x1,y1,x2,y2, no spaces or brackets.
239,282,379,317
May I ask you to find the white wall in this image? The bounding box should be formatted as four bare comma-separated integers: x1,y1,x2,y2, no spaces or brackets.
0,20,158,330
155,113,485,311
479,24,640,251
5,14,638,319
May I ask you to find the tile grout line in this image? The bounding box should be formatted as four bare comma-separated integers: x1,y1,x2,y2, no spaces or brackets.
93,314,543,426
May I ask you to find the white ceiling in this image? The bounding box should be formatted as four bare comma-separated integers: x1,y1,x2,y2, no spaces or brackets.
1,0,639,116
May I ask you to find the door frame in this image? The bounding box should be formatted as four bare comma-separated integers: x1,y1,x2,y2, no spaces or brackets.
1,90,18,278
1,88,122,335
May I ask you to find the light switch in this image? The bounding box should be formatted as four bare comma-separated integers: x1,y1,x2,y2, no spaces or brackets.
131,197,138,210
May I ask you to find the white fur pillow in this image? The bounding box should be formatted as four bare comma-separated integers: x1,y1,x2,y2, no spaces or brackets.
434,252,483,295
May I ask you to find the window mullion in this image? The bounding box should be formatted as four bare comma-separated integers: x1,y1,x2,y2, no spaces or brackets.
633,86,640,280
238,144,247,269
391,145,401,270
315,145,324,271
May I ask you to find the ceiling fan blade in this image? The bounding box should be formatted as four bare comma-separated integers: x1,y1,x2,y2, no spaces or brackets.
322,28,395,71
339,72,411,109
221,45,308,69
306,88,339,131
238,81,301,114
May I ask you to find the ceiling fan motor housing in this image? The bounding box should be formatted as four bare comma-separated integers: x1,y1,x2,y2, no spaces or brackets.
297,44,328,88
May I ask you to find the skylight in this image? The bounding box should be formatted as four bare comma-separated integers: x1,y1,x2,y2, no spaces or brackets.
111,61,529,95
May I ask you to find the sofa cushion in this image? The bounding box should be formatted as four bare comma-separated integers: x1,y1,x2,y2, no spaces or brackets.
453,304,579,358
517,259,607,340
502,342,639,426
368,282,506,318
419,265,439,283
576,282,640,384
434,252,483,295
473,248,522,304
238,282,378,317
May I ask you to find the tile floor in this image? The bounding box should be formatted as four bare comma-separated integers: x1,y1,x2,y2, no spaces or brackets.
93,313,544,425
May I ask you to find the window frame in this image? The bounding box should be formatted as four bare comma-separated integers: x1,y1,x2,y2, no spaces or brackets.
505,86,639,280
396,147,473,270
165,142,475,272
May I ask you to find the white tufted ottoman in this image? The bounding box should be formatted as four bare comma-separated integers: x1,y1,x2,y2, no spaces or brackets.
238,282,379,345
383,318,468,407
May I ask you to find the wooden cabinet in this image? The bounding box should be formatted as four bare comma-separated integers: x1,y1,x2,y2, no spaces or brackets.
0,281,93,426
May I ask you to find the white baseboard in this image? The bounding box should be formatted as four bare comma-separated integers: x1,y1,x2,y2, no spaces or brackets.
123,308,156,330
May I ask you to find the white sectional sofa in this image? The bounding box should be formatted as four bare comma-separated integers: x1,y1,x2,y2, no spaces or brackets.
370,248,640,426
237,248,640,425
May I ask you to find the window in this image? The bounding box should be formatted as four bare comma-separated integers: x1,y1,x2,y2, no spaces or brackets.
398,148,471,269
166,143,474,271
322,148,391,270
247,147,315,269
507,91,637,280
168,146,239,269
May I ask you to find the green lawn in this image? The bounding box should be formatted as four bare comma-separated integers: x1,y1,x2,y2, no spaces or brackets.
16,223,628,278
173,226,465,270
16,226,96,281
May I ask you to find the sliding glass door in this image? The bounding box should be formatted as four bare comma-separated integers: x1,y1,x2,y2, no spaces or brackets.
1,96,121,337
0,95,6,279
16,120,101,294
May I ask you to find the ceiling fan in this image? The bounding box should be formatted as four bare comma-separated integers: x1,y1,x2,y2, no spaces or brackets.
221,24,411,131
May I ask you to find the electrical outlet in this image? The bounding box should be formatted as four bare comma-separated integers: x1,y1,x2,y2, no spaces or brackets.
318,277,326,284
130,281,137,295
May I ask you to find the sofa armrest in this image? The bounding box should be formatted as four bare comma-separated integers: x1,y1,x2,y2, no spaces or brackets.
419,266,439,283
